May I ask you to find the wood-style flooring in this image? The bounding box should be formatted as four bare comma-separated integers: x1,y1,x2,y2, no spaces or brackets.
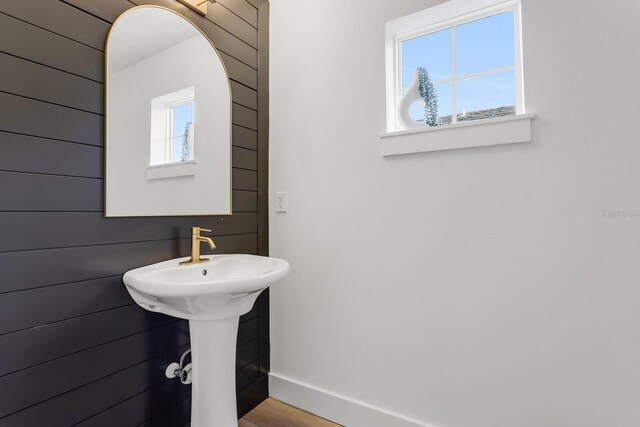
240,399,342,427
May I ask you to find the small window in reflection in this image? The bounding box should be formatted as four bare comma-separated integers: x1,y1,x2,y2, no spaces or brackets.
150,86,195,166
169,99,194,163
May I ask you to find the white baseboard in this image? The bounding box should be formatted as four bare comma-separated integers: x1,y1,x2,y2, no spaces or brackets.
269,373,438,427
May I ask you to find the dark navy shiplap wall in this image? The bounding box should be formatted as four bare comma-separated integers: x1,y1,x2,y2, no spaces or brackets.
0,0,270,425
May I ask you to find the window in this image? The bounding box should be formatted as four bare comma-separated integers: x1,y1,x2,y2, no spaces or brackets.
150,87,196,166
167,99,195,163
385,0,525,133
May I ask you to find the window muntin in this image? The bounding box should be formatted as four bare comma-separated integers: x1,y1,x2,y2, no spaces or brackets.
397,6,521,127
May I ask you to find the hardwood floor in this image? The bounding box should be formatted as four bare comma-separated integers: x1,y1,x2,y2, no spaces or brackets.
240,399,342,427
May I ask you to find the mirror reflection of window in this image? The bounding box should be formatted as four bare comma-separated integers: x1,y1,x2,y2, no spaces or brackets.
149,86,195,166
169,99,195,163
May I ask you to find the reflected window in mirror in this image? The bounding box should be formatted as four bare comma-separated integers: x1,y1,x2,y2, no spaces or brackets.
150,86,196,166
169,99,194,163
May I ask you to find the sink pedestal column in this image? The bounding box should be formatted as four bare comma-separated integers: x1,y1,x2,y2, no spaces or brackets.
189,317,240,427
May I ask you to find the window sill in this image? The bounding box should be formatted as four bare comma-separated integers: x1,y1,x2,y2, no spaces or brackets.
380,113,534,157
146,160,196,180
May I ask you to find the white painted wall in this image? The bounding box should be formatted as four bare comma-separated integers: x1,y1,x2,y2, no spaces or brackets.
269,1,640,426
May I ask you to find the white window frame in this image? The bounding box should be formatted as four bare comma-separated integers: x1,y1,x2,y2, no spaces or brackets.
148,87,197,179
385,0,525,132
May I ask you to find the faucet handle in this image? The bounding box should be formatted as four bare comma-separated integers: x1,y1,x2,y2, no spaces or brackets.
192,226,212,235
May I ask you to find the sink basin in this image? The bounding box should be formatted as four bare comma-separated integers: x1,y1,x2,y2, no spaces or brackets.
123,254,290,320
123,254,290,427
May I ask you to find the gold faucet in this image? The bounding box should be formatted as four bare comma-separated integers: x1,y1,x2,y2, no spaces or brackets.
179,227,216,265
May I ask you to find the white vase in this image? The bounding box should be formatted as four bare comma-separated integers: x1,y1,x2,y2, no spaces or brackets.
398,69,423,130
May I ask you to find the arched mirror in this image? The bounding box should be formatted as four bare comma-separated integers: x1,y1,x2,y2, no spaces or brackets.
105,6,231,217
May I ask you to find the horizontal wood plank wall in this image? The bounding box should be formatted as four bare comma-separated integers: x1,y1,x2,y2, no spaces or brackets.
0,0,268,425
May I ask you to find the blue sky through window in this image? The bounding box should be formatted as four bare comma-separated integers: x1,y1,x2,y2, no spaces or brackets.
457,70,514,114
401,11,515,122
456,12,515,75
402,28,452,83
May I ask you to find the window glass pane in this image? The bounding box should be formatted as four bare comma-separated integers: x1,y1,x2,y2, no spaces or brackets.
402,28,452,94
455,11,515,76
456,70,515,121
171,101,194,162
434,82,453,125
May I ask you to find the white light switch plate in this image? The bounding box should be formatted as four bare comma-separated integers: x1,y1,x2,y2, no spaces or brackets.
276,192,288,213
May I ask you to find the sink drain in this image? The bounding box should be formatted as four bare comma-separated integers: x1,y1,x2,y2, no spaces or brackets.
202,269,208,276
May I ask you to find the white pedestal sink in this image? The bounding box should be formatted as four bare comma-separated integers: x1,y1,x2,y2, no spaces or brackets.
123,254,290,427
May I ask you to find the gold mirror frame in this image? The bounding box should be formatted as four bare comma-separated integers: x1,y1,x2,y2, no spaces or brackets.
104,5,233,217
